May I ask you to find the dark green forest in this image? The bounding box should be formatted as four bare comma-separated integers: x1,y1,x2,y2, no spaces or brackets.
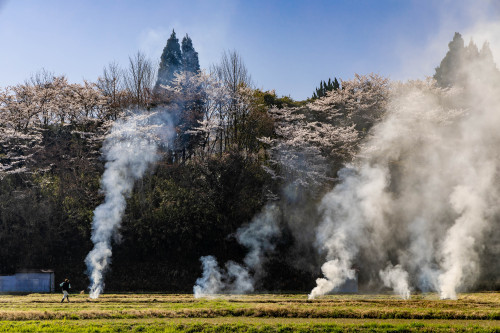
0,31,498,293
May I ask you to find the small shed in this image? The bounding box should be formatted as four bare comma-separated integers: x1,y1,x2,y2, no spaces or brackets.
0,269,55,293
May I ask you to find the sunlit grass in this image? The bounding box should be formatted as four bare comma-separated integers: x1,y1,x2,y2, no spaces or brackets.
0,318,498,332
0,293,498,331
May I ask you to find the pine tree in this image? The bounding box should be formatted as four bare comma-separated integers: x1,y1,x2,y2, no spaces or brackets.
179,35,203,158
318,81,325,98
312,77,340,100
479,41,494,63
326,78,333,91
181,34,200,74
156,30,182,88
434,32,500,87
478,42,498,73
466,40,479,60
434,32,466,87
153,30,204,159
333,78,340,90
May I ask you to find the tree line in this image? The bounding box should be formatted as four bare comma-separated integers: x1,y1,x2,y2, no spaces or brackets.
1,31,494,292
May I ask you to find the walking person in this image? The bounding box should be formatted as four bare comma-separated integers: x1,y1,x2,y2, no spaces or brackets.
60,278,71,303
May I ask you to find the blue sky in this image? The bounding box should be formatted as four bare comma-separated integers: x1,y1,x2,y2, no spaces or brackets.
1,0,499,100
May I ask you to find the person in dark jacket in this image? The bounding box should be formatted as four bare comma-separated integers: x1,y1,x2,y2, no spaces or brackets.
60,278,71,303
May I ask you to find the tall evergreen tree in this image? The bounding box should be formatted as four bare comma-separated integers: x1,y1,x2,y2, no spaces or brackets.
153,30,203,159
156,30,182,88
177,35,202,158
434,32,466,87
478,41,498,74
181,34,200,74
333,78,340,90
311,77,340,100
434,32,500,87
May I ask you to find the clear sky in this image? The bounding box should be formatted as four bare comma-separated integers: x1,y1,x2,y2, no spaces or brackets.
1,0,499,100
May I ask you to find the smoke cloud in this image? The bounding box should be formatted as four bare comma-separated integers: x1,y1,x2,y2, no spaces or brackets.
379,264,410,299
310,52,500,299
193,204,280,298
85,109,175,299
193,256,253,297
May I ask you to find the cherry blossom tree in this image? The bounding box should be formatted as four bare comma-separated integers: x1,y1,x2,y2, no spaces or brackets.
0,74,109,177
309,73,390,135
260,106,358,188
258,74,390,189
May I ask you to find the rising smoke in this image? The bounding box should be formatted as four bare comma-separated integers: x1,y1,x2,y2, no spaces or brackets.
193,256,253,297
193,204,280,297
85,109,175,299
310,52,500,299
379,264,411,300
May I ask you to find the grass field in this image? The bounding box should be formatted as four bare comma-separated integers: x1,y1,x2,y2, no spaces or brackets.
0,292,498,332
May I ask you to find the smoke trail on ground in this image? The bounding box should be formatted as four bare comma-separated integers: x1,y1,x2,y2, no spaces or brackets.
379,264,410,299
310,53,500,300
193,256,253,297
309,165,390,299
193,204,280,298
85,109,175,299
193,256,224,297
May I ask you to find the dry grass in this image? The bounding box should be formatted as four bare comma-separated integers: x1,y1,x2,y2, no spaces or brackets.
0,292,498,321
0,293,498,331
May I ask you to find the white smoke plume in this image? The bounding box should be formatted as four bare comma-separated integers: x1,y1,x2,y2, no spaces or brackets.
193,204,280,298
236,204,281,271
193,256,224,297
308,164,391,299
193,256,253,298
310,50,500,300
85,109,175,299
438,184,491,299
379,264,411,299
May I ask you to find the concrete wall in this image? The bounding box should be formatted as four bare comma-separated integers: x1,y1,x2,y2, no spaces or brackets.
0,272,55,293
